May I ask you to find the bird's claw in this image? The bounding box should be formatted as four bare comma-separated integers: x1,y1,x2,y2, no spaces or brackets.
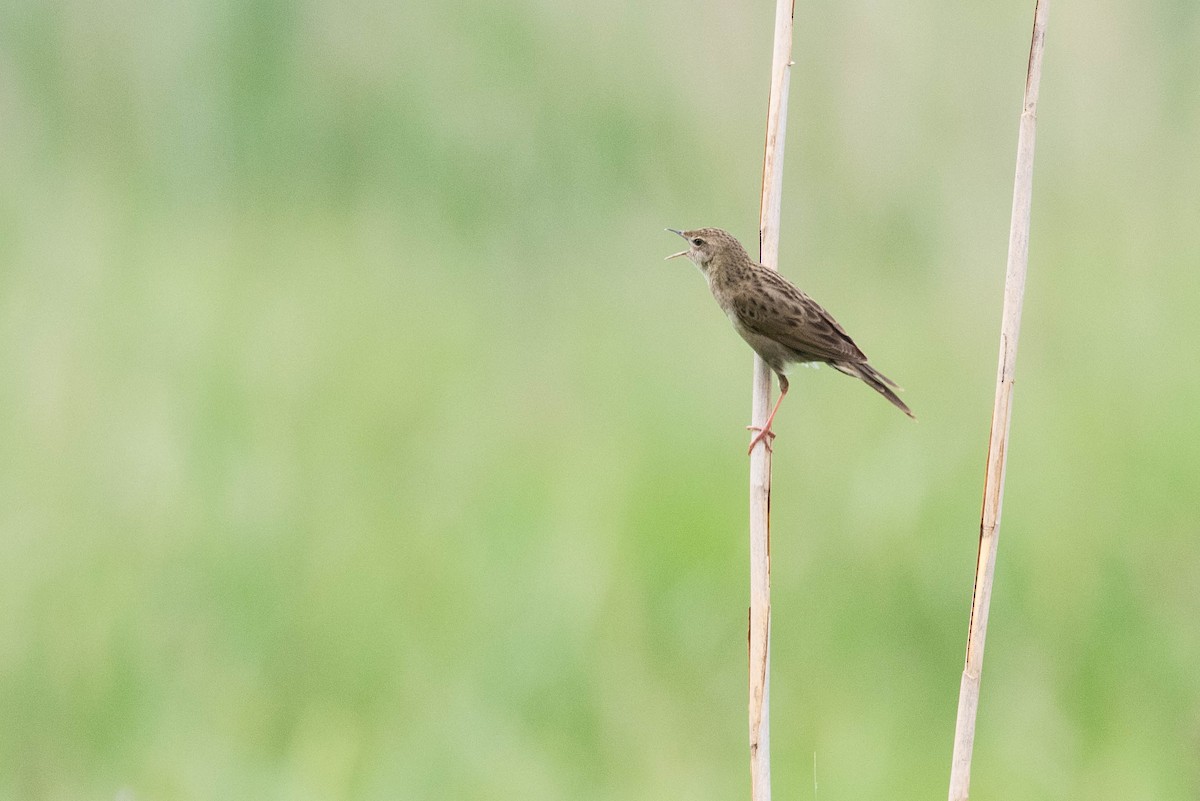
746,425,776,455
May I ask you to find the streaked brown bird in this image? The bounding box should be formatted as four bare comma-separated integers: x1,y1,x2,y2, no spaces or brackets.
666,227,915,454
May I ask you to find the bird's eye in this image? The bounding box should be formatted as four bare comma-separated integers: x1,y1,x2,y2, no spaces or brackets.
692,238,705,246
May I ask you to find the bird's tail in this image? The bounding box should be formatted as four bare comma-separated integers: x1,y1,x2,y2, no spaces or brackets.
832,361,916,420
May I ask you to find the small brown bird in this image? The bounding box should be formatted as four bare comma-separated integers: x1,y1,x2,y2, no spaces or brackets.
666,227,914,454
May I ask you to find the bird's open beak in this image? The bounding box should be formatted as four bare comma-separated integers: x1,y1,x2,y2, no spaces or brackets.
664,228,688,260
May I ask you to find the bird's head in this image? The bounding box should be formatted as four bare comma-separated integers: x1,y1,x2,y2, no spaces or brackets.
664,227,747,272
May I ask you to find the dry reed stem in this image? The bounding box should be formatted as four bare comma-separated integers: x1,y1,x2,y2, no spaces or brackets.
749,0,795,799
948,2,1048,799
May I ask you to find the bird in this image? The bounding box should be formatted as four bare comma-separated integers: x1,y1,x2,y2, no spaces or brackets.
665,227,914,454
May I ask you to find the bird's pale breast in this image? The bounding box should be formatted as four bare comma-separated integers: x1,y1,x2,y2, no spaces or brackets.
728,313,803,374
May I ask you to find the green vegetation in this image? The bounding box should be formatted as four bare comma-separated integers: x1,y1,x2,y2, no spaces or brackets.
2,1,1198,798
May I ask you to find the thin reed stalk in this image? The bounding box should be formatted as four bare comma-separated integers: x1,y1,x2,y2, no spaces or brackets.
749,0,795,799
948,2,1048,798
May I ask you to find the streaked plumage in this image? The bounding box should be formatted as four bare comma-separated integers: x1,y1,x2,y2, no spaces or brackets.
666,227,914,453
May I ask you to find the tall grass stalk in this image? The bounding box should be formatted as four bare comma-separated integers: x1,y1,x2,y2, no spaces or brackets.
749,0,795,798
948,2,1048,798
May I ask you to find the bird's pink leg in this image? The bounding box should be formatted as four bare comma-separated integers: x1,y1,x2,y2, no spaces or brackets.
747,376,788,455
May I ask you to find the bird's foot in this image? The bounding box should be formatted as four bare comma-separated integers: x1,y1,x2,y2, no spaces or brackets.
746,424,776,455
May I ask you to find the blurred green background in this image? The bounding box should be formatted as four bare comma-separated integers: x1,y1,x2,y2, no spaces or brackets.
3,0,1198,798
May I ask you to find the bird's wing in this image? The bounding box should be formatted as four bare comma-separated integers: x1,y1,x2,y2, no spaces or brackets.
728,268,867,364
